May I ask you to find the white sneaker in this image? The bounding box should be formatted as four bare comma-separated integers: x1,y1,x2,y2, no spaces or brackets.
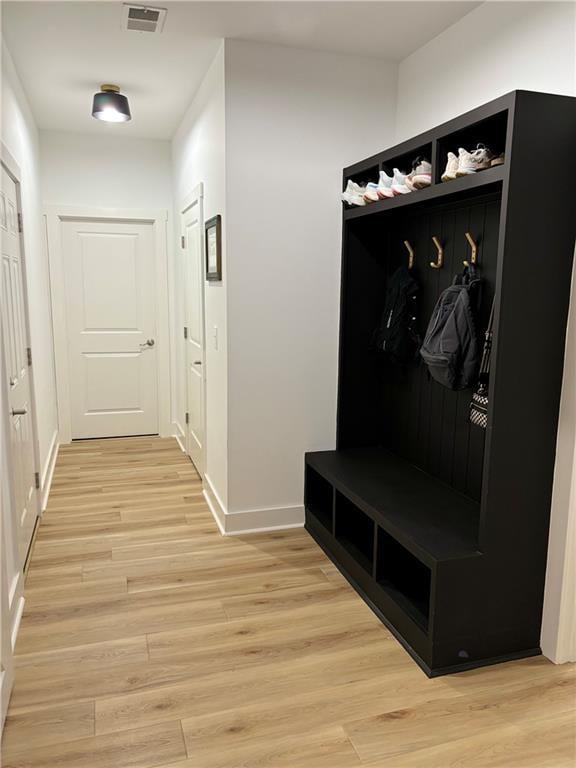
377,170,394,199
441,152,458,182
391,168,411,195
456,144,494,176
342,180,366,206
363,182,380,203
406,158,432,190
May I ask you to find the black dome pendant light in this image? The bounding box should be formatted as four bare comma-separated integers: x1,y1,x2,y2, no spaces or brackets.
91,84,132,123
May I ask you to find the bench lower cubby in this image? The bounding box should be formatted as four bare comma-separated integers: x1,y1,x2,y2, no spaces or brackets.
304,450,542,676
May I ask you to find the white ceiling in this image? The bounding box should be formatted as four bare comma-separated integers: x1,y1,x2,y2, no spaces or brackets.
2,1,480,140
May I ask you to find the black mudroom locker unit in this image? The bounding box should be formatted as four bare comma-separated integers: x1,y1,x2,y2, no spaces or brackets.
304,91,576,676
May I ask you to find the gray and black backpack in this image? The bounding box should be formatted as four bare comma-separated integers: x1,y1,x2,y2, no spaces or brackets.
420,266,481,390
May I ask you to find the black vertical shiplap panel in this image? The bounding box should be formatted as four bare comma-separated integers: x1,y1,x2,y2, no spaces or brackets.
451,204,473,494
428,207,455,478
437,207,458,485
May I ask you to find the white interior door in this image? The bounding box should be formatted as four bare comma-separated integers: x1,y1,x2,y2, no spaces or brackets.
181,192,205,475
61,219,159,439
1,165,38,568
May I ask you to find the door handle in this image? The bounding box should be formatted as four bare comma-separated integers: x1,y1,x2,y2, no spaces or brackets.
140,339,155,348
11,408,27,416
193,361,202,365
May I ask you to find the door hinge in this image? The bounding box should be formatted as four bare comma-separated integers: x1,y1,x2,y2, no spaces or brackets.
185,412,189,425
34,472,40,490
183,326,188,340
181,235,185,248
17,212,23,233
26,347,32,366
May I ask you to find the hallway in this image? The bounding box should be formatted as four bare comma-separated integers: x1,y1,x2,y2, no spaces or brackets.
2,439,574,767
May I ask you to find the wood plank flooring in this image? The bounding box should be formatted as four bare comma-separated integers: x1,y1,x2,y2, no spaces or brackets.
2,436,575,767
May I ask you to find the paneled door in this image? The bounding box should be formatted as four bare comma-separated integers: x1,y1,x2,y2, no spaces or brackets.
61,219,158,439
181,190,206,475
1,165,39,568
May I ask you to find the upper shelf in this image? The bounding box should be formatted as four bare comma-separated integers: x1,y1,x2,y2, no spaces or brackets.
306,448,481,565
344,165,505,221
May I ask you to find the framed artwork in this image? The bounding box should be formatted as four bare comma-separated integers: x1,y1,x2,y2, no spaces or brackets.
205,214,222,281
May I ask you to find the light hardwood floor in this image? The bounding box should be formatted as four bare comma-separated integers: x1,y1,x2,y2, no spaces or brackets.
2,437,575,767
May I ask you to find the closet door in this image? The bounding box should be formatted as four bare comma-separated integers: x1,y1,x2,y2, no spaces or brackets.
1,165,39,568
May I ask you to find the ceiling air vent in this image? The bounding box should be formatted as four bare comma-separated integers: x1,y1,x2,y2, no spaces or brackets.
122,4,167,34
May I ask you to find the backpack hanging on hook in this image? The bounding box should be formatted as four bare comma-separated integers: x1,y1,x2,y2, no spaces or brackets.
420,264,482,390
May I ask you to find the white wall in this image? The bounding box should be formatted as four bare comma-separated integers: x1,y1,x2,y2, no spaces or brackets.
224,40,397,527
394,1,576,663
2,43,58,492
395,2,575,141
172,43,228,508
40,131,172,209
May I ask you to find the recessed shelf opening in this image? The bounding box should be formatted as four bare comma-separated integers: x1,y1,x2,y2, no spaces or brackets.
382,142,433,180
344,164,379,189
436,110,508,183
335,492,374,574
376,527,431,632
305,466,333,532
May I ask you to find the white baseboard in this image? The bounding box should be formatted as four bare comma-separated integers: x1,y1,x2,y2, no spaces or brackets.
224,505,305,535
10,594,24,651
40,429,59,511
172,421,186,453
202,473,304,535
203,473,226,535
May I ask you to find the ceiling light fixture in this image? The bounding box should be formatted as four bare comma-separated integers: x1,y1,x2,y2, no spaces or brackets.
91,84,131,123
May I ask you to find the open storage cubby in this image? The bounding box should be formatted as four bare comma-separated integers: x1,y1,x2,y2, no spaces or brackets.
376,528,431,633
335,492,374,574
345,163,379,189
435,110,508,183
305,465,333,533
382,142,433,178
306,91,576,676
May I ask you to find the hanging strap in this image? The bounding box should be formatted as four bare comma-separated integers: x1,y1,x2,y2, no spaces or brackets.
478,298,496,378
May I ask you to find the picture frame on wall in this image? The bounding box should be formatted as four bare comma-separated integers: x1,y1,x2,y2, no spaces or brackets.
205,214,222,281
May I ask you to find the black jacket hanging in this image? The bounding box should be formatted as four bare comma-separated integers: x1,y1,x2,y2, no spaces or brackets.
372,265,420,364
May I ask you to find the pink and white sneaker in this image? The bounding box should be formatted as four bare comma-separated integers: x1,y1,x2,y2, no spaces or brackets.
363,182,381,203
391,168,411,195
377,170,394,199
406,157,432,190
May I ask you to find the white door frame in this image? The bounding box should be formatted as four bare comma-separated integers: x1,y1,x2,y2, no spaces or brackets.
45,206,171,443
1,143,43,528
180,184,207,475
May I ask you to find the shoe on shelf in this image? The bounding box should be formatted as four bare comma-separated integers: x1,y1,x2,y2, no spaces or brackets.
391,168,412,195
456,143,494,176
406,157,432,190
490,153,505,167
363,182,381,203
441,151,458,182
342,180,366,206
377,170,394,198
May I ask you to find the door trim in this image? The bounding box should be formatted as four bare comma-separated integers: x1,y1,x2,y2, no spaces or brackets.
1,143,43,528
45,205,170,443
180,183,207,476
